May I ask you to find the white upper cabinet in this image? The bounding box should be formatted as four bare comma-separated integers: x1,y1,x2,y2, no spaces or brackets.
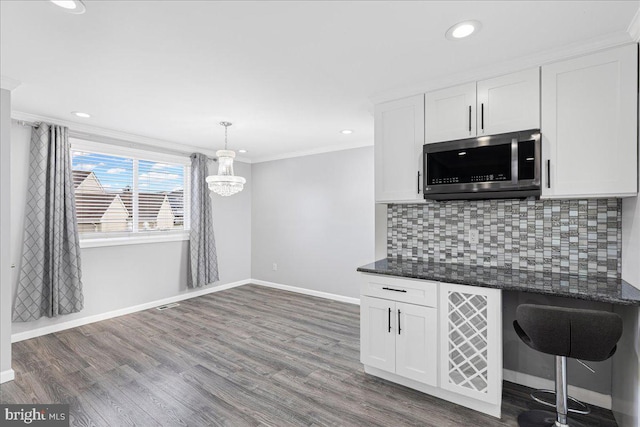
425,69,540,144
374,94,425,203
425,82,476,143
476,68,540,136
541,44,638,199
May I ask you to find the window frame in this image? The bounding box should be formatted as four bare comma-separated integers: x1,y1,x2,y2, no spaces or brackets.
70,138,191,248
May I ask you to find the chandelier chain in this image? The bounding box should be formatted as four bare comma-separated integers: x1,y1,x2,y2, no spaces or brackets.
220,121,232,150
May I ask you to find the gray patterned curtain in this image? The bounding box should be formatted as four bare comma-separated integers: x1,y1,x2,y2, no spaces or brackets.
189,153,219,288
13,124,84,321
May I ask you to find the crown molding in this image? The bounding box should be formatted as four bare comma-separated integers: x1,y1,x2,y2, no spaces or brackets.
370,31,634,104
9,111,251,162
11,110,366,164
628,6,640,42
0,76,21,91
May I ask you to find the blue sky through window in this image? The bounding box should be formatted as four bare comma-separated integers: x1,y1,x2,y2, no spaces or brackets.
72,151,184,194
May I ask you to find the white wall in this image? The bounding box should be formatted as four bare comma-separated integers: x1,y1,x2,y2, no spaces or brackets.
251,146,375,299
0,89,13,382
10,123,251,338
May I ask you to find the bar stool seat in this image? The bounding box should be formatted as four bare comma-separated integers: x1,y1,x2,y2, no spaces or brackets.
513,304,622,427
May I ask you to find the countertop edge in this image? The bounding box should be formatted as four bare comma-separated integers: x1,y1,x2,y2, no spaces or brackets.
357,263,640,306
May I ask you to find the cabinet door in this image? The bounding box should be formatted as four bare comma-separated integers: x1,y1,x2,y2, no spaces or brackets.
439,282,502,405
425,82,476,143
541,44,638,198
477,68,540,136
360,296,396,372
374,95,425,203
395,302,438,386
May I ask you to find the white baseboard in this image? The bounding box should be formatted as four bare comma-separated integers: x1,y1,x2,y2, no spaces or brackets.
250,279,360,305
503,369,612,410
11,279,250,343
0,369,15,384
10,279,358,343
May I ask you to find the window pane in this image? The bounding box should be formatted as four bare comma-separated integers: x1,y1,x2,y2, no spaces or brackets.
72,151,134,233
138,159,185,231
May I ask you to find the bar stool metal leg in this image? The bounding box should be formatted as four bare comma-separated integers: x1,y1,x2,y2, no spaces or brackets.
517,355,587,427
555,356,568,427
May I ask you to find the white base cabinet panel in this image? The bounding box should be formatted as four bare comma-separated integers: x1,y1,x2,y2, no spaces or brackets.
360,296,438,387
360,296,396,372
439,282,502,406
395,301,438,386
360,274,503,418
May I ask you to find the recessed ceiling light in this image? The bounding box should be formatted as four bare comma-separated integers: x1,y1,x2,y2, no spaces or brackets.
445,20,482,41
341,129,353,135
50,0,86,14
238,149,248,153
71,111,91,118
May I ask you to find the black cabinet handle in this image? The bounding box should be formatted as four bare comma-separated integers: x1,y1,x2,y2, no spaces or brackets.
547,160,551,189
468,105,472,133
382,287,407,293
398,309,401,335
388,307,391,333
481,103,484,132
417,171,421,194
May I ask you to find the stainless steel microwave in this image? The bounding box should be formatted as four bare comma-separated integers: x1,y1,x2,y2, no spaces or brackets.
423,129,541,200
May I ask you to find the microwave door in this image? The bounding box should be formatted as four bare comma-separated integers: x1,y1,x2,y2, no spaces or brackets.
426,142,512,188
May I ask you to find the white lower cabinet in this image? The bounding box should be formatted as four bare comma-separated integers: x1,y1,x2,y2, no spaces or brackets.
395,301,438,385
360,273,503,418
360,296,437,387
360,295,396,372
439,282,502,406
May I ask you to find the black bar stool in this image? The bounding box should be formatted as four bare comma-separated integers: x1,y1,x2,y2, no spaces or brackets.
513,304,622,427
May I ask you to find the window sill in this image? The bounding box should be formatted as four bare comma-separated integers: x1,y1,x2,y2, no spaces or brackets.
79,232,190,248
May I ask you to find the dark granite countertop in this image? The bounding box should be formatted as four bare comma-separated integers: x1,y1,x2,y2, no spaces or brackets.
357,258,640,306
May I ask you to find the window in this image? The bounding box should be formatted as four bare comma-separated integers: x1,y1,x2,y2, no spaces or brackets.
70,139,190,242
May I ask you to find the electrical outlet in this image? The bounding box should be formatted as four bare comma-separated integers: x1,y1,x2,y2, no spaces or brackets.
468,229,479,245
272,263,278,271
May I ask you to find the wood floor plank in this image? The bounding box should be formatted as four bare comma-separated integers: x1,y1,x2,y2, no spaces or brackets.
0,284,619,426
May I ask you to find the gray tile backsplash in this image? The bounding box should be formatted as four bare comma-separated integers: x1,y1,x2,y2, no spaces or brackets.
387,199,621,278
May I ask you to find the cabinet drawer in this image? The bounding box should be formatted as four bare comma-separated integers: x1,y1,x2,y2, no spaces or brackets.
360,274,438,308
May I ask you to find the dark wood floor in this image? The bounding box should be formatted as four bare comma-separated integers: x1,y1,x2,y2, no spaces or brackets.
0,285,618,426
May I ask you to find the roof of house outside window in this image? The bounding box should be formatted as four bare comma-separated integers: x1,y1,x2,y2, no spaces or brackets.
72,170,184,224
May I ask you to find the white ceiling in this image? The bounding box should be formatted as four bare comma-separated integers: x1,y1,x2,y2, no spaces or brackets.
1,1,638,162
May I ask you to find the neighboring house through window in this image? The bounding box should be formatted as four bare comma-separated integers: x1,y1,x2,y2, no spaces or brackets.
71,139,190,239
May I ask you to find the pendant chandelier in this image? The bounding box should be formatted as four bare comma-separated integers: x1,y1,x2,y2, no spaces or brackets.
206,122,246,197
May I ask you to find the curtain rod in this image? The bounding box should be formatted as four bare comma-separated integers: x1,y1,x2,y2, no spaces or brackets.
14,119,217,162
16,120,40,128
